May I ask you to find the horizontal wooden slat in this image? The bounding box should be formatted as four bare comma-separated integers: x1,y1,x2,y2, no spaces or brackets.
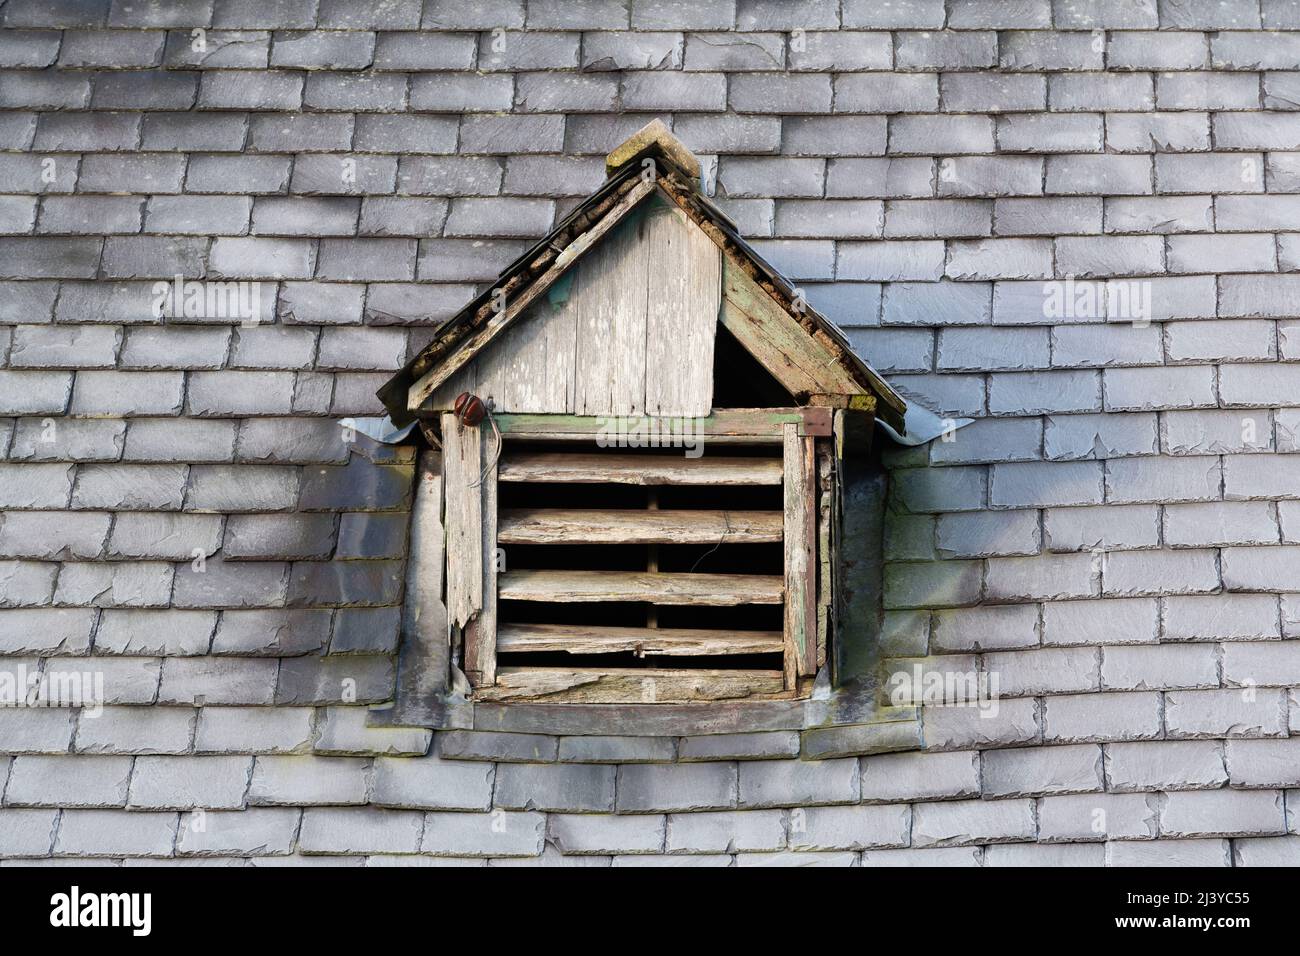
497,508,783,545
492,408,830,439
497,622,783,656
498,452,782,486
473,667,787,704
498,569,784,605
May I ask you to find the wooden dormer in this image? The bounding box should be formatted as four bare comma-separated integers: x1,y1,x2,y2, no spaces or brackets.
378,120,906,705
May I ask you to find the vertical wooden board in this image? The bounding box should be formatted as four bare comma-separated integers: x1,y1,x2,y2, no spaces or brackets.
573,210,650,417
783,423,818,685
441,412,483,631
545,281,579,413
482,316,544,412
644,200,720,417
816,440,834,672
466,442,498,687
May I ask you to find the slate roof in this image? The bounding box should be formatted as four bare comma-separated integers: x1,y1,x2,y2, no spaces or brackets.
0,0,1298,867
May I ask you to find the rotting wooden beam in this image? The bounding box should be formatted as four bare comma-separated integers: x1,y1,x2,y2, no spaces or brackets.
498,452,783,486
720,258,866,400
808,393,877,412
799,406,833,436
497,508,783,545
498,569,784,606
407,176,658,412
473,667,788,704
470,435,498,688
497,623,783,656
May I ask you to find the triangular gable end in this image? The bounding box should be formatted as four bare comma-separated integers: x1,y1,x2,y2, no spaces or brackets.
423,190,724,419
378,120,907,433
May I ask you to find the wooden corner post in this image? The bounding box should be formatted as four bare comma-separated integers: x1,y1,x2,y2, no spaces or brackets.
782,423,818,689
441,412,498,688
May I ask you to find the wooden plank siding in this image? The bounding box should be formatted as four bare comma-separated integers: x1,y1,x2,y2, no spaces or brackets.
643,199,721,416
410,176,658,413
424,194,721,419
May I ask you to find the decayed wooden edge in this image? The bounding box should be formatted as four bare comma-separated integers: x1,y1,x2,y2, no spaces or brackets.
798,428,819,680
441,413,482,628
497,622,784,656
408,177,659,413
473,667,790,704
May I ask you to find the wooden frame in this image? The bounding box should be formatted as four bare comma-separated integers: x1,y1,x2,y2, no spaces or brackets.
443,409,842,705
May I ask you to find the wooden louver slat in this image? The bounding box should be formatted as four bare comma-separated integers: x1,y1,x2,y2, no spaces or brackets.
498,452,782,486
497,622,783,656
473,667,787,704
497,508,784,545
498,569,784,606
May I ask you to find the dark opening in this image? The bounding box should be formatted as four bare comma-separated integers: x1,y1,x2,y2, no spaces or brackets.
710,324,796,408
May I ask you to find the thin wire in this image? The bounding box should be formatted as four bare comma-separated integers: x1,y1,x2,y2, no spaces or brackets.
688,511,734,573
469,404,502,488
